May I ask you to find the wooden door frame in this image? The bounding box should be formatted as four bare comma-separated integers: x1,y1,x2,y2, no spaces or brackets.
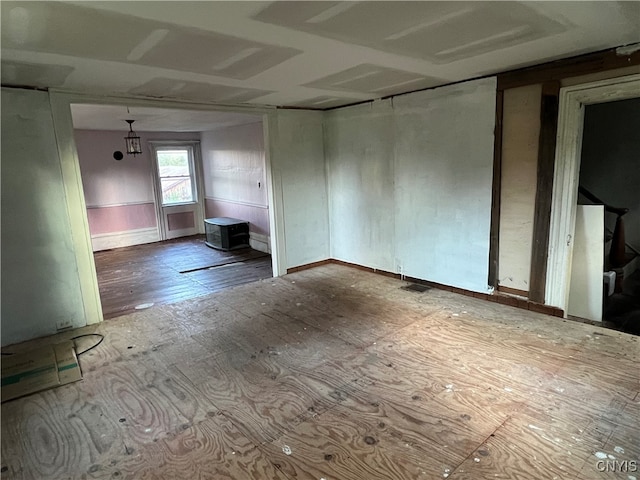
545,74,640,314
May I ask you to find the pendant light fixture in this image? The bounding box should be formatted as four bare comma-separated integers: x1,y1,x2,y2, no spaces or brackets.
124,119,142,156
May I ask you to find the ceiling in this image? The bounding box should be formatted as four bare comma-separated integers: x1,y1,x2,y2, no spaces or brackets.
70,104,262,132
2,1,639,110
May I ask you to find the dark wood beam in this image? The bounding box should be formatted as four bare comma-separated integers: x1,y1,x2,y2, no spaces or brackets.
488,89,504,289
528,82,560,304
497,46,640,91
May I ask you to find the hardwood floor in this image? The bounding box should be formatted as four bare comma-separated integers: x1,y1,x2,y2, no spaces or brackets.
93,235,272,319
1,264,638,479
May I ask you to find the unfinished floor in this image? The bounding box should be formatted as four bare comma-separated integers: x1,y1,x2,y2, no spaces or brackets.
1,264,638,479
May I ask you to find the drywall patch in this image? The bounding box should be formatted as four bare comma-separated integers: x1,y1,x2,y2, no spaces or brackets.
290,95,363,109
254,1,566,63
0,2,302,79
304,63,441,95
129,78,272,103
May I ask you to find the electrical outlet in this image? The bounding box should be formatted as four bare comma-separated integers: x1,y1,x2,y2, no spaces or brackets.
56,319,72,330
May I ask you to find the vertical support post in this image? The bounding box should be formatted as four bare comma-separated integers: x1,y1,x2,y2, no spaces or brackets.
488,89,504,289
529,81,560,303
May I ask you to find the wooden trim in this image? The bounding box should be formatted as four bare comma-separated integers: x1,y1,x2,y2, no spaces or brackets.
529,82,560,304
497,285,529,297
48,92,104,326
330,259,400,279
286,259,332,274
287,259,564,318
497,46,640,90
488,89,504,289
545,74,640,312
91,227,160,252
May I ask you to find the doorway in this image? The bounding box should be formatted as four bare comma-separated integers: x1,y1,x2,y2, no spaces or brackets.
150,142,204,240
545,74,640,325
571,98,640,332
65,100,275,320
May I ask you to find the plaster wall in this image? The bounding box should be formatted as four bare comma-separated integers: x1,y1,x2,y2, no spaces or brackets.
1,88,86,345
200,122,270,237
267,110,330,269
325,78,497,292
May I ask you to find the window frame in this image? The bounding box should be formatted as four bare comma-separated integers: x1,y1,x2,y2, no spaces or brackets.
154,145,197,206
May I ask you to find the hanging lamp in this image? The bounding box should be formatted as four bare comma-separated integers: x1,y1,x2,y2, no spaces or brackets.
124,119,142,156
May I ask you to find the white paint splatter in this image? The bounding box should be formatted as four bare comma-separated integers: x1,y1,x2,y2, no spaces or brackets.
135,302,154,309
474,457,480,463
628,475,637,480
452,313,459,317
504,387,513,392
443,474,449,478
594,451,607,459
554,387,565,393
282,445,292,455
614,446,625,454
528,424,543,430
608,454,616,460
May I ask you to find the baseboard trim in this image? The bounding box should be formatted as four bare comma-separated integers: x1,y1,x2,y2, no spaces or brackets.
91,227,160,252
497,285,529,297
287,259,333,274
288,258,564,318
249,232,270,254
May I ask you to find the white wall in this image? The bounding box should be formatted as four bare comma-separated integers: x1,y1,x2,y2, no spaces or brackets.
325,101,396,271
325,78,497,293
267,110,330,269
1,88,87,346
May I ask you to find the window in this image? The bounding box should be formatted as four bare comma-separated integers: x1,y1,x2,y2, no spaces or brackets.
156,148,195,205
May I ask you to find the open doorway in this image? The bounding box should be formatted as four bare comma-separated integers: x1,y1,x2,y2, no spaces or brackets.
70,104,273,318
546,74,640,334
572,98,640,333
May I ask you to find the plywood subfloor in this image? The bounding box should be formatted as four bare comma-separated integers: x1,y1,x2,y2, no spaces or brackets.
94,235,272,319
1,264,638,479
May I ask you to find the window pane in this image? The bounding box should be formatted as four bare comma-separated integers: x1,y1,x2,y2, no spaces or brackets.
157,150,190,177
161,177,193,204
156,149,194,204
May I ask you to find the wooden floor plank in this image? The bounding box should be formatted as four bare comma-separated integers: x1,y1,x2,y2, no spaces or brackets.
94,236,272,319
